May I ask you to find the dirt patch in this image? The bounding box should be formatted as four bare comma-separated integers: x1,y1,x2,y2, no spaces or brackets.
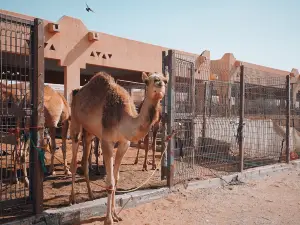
82,167,300,225
43,139,166,209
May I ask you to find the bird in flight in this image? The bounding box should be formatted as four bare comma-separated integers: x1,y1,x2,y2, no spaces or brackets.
85,2,95,13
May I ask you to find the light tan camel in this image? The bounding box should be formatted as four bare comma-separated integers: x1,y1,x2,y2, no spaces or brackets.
69,71,168,225
271,119,300,160
134,99,162,171
0,82,71,187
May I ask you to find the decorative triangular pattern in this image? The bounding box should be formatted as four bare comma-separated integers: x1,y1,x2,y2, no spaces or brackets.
50,44,55,51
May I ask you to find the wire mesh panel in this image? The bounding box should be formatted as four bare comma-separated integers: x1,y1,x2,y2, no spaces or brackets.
0,13,36,222
165,50,241,185
116,79,146,110
243,67,288,169
290,80,300,161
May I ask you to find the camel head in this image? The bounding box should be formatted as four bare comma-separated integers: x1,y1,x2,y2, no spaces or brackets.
142,72,169,102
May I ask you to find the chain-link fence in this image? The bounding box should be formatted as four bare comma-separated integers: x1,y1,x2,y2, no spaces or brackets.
0,14,44,222
163,50,292,186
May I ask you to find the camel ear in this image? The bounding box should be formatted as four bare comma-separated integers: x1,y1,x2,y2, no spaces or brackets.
142,72,149,84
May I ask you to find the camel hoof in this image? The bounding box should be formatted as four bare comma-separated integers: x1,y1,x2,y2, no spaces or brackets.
104,217,114,225
24,178,29,188
152,164,157,170
49,171,56,176
113,211,122,222
88,192,95,200
69,195,76,205
142,167,148,172
134,159,138,165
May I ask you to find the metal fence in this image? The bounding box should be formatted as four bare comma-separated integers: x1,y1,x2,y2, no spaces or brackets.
0,14,44,223
163,50,292,186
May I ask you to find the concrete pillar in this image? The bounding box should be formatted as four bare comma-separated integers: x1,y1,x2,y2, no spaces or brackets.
64,65,80,104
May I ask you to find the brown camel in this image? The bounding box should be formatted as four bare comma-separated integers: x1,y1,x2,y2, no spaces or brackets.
134,99,162,171
0,82,71,187
69,71,168,225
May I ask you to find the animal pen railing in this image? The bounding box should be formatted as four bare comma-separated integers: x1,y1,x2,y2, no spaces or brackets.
162,50,293,186
0,14,44,223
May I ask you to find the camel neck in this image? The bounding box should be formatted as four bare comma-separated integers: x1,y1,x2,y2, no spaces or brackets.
124,97,160,142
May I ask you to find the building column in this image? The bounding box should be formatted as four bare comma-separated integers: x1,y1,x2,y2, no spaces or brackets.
64,65,80,104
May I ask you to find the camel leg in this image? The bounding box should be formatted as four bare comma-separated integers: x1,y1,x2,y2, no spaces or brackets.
82,130,94,200
22,134,30,187
12,132,21,185
134,140,141,165
62,120,71,175
69,121,81,205
49,127,57,176
12,143,19,185
94,137,101,174
112,140,130,222
142,134,149,171
151,126,158,170
102,140,115,225
88,148,92,171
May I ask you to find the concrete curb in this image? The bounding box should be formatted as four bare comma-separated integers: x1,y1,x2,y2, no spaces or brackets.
4,160,300,225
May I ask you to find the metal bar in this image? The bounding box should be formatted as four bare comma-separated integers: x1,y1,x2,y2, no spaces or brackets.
0,13,34,26
238,65,245,172
167,49,175,187
190,63,195,168
161,51,167,180
201,82,207,146
286,74,290,163
209,82,213,117
30,18,44,214
116,79,145,86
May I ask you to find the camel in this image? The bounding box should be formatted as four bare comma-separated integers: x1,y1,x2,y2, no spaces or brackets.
0,82,71,187
69,71,168,225
134,99,162,171
271,119,300,160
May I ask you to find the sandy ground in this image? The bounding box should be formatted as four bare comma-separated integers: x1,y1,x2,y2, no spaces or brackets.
82,167,300,225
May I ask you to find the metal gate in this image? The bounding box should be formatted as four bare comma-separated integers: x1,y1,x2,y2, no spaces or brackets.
0,14,44,222
116,79,146,110
163,49,292,187
163,50,197,186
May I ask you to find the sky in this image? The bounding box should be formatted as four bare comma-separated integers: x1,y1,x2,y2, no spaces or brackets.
1,0,299,71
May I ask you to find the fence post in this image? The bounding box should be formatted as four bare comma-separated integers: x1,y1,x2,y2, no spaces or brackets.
167,49,175,187
30,18,45,214
201,82,207,146
286,75,291,163
238,65,245,172
161,51,167,180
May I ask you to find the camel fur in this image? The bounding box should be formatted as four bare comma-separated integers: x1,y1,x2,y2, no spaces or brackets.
134,99,162,171
0,82,71,187
69,71,168,225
